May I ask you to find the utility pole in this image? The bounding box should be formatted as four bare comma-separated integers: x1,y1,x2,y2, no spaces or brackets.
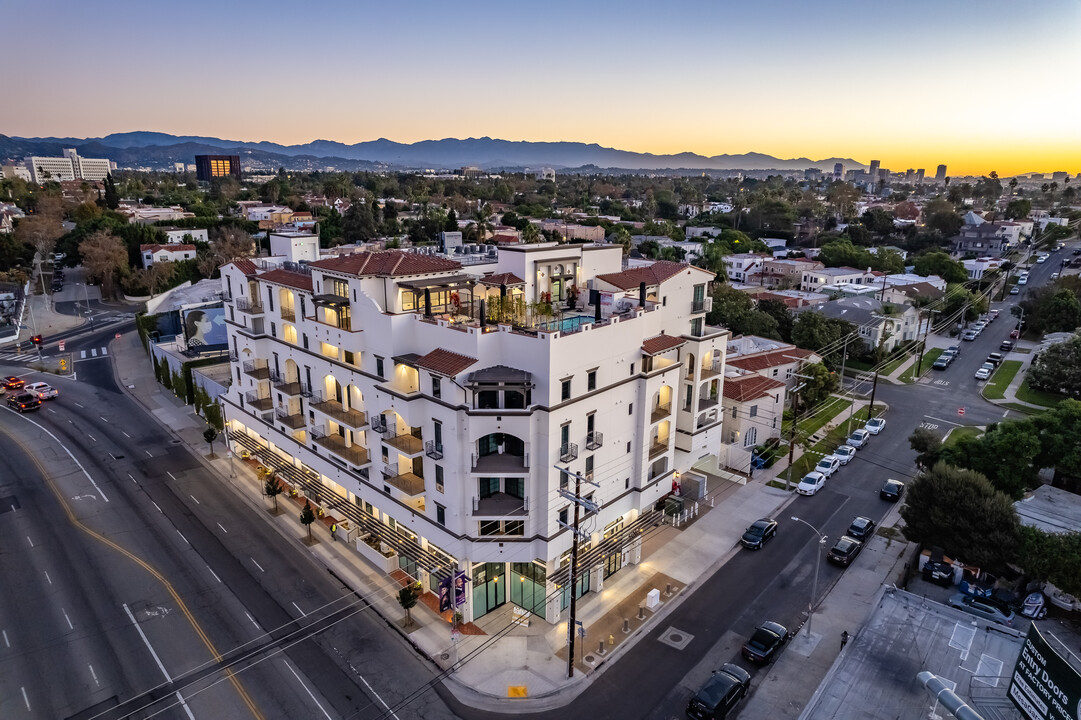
914,309,936,377
555,464,598,679
782,381,808,491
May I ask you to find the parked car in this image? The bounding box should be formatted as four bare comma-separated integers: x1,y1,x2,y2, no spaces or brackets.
864,417,885,435
686,663,752,720
796,472,827,496
962,329,978,341
974,363,994,380
3,375,25,391
985,353,1004,367
25,382,58,400
1010,328,1021,339
1010,286,1021,295
827,536,864,567
999,340,1015,352
815,455,841,478
834,445,856,465
847,516,876,540
947,593,1016,627
1036,254,1048,264
7,393,42,413
847,429,870,448
880,478,905,502
989,309,1000,321
1051,272,1060,280
971,321,986,335
740,621,790,664
740,518,778,550
932,355,952,370
946,345,960,356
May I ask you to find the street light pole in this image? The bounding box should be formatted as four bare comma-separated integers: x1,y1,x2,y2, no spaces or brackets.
79,283,95,329
791,516,827,638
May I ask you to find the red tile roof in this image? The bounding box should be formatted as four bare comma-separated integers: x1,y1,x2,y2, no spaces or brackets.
310,250,461,277
258,269,314,292
641,333,686,355
595,260,704,290
722,374,786,402
414,348,478,377
233,259,259,275
727,347,814,372
479,272,525,286
141,244,196,253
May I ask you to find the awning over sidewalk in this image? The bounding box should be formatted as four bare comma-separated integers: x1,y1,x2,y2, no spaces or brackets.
691,455,747,486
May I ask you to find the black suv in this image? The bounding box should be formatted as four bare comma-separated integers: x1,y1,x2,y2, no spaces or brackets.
827,536,864,567
7,393,42,413
686,663,751,719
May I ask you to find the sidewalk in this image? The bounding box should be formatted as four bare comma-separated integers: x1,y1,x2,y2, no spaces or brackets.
0,290,85,348
107,329,893,711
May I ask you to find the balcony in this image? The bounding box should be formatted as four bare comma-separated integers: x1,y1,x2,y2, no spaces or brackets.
221,289,233,302
472,493,528,517
312,428,370,466
701,361,723,379
272,373,309,397
560,442,578,463
229,351,239,363
425,440,443,460
369,415,388,433
383,431,424,456
381,467,425,496
310,394,367,428
275,407,306,429
244,391,273,411
236,298,264,315
281,307,296,321
651,402,672,423
585,431,603,450
243,361,271,380
692,298,707,314
698,396,719,411
472,452,529,474
649,441,668,459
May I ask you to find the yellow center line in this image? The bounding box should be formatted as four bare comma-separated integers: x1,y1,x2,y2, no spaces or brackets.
7,427,265,720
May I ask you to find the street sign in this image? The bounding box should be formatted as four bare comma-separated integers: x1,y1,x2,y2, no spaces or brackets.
59,359,67,370
1009,624,1081,720
115,333,121,340
958,407,966,416
58,340,65,351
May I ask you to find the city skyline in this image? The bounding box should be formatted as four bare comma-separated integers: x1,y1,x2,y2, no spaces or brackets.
2,0,1080,176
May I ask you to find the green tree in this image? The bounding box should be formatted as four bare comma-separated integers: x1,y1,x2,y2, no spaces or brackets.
159,357,172,389
756,299,793,342
397,582,421,626
1019,526,1081,598
1027,337,1081,399
791,312,855,367
1032,400,1081,480
907,427,943,470
1003,198,1032,220
900,463,1021,572
300,499,317,541
203,427,218,455
342,198,377,242
912,251,968,283
79,230,130,299
817,238,872,268
925,210,964,237
940,421,1041,499
103,174,120,210
204,402,224,432
799,362,839,407
706,284,780,339
264,471,284,513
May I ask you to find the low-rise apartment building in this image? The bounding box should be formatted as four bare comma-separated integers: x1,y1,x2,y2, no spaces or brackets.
761,257,823,289
800,266,877,293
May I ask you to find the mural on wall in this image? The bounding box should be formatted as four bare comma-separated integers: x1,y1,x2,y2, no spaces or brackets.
183,307,228,348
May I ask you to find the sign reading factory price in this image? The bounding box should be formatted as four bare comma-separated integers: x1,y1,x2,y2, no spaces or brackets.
1009,624,1081,720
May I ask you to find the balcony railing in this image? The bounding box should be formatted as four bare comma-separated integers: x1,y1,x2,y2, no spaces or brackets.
245,391,273,411
560,442,578,463
701,361,723,379
585,431,603,450
236,297,264,314
692,298,707,313
472,493,528,516
229,351,239,363
221,289,233,302
281,308,296,321
425,440,443,460
312,428,370,466
273,375,309,397
242,361,271,379
275,407,306,429
380,467,426,496
383,431,424,455
472,452,529,474
698,396,719,411
369,415,388,433
651,402,672,423
649,441,668,459
310,393,367,428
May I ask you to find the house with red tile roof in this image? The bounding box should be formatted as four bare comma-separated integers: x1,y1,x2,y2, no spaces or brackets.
721,372,787,474
140,243,196,269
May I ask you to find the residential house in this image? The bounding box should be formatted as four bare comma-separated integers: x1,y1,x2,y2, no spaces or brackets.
761,257,824,289
800,266,877,293
721,373,786,474
725,335,820,393
722,253,768,282
140,243,197,268
808,296,922,352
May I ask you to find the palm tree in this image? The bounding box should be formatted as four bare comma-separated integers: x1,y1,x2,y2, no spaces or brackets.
470,204,494,243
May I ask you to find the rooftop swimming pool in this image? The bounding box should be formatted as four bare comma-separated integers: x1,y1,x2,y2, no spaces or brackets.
540,315,593,334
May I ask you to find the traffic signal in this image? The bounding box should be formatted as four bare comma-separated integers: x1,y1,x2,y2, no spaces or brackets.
31,335,43,346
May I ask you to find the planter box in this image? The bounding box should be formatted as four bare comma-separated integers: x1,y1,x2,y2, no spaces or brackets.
355,534,398,573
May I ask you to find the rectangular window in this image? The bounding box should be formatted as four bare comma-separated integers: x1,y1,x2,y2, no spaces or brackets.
270,322,277,337
684,385,693,410
506,477,524,499
436,504,446,526
559,507,569,526
433,420,443,448
585,455,594,477
432,376,441,399
587,370,597,392
628,402,633,415
690,317,704,336
268,292,274,312
732,406,738,419
587,412,595,434
479,477,499,498
504,520,524,536
560,424,570,447
302,333,309,350
435,465,444,493
772,368,779,377
561,378,571,401
560,470,570,490
627,441,631,453
375,356,384,378
343,350,354,365
750,405,758,418
331,279,348,298
630,363,635,376
479,520,500,536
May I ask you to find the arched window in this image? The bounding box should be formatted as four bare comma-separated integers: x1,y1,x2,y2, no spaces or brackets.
744,426,757,448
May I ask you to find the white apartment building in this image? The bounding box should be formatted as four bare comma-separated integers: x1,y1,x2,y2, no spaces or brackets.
24,149,112,183
140,243,197,268
218,246,726,626
160,227,209,244
800,266,878,293
722,253,767,282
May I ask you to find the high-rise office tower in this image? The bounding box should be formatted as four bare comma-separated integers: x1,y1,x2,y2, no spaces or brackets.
935,165,948,183
869,160,880,178
916,169,925,183
833,163,844,181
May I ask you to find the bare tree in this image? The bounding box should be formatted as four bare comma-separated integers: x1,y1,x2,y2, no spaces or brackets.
148,261,176,296
211,227,256,264
14,214,64,262
79,231,128,299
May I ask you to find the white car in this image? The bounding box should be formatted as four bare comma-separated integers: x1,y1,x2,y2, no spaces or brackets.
971,321,986,334
1036,255,1048,264
834,445,856,465
25,382,58,400
847,429,871,448
1018,275,1029,285
1051,272,1060,280
865,417,886,435
974,363,994,380
796,471,827,496
815,455,841,478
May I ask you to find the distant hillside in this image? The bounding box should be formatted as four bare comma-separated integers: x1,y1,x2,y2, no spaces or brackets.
0,131,866,173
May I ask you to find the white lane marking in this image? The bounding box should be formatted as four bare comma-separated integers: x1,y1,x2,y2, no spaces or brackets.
190,494,200,504
87,433,96,442
152,501,163,513
925,415,965,427
48,408,56,414
62,608,73,630
356,664,400,720
177,530,189,545
292,602,306,617
217,522,228,534
207,565,221,584
167,472,177,481
145,450,153,457
122,431,131,438
80,351,86,359
27,536,33,548
88,663,99,686
11,414,111,502
44,571,52,585
2,629,9,647
128,473,138,485
245,612,260,629
99,416,108,423
251,557,265,573
74,402,84,408
283,660,333,720
1003,409,1010,417
21,686,30,712
124,602,195,718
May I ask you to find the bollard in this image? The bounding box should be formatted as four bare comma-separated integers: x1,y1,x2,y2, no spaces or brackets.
666,583,673,597
599,640,605,655
623,618,631,633
637,606,646,620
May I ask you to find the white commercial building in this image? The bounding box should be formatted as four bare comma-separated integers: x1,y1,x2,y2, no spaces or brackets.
219,245,730,626
24,148,112,183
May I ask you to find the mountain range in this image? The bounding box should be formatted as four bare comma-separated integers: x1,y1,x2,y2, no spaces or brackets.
0,131,866,173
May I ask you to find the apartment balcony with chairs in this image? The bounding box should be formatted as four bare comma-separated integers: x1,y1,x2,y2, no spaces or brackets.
244,391,273,411
312,428,370,466
243,361,271,380
310,393,367,428
275,406,306,429
383,430,424,456
585,431,603,450
472,493,528,517
559,442,578,463
236,297,264,315
649,440,669,459
381,466,425,496
651,402,672,423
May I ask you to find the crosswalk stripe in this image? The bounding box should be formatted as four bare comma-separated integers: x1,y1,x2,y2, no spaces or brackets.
101,347,108,356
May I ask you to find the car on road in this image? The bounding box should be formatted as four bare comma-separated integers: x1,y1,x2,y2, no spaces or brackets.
1010,328,1021,339
740,621,790,664
25,382,58,400
3,375,25,391
1051,272,1060,280
1010,286,1021,295
999,340,1015,352
985,352,1004,367
815,455,841,478
865,417,885,435
880,478,905,502
740,518,778,550
796,471,827,496
962,329,978,341
971,321,986,335
847,516,877,540
1017,275,1029,285
827,536,864,567
834,445,856,465
932,355,951,370
1036,254,1048,264
7,392,42,413
947,593,1016,627
974,363,994,380
989,309,1000,322
686,663,752,719
847,429,870,448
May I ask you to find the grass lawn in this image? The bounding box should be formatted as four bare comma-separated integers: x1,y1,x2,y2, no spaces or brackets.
944,425,983,447
783,396,850,439
1000,402,1043,415
983,360,1022,400
776,403,884,484
1015,377,1066,408
900,348,943,383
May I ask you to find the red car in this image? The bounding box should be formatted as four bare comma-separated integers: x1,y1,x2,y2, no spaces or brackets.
3,376,25,391
1010,329,1021,339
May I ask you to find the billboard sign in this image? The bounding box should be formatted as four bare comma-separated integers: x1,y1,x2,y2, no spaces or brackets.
182,307,228,349
1009,624,1081,720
